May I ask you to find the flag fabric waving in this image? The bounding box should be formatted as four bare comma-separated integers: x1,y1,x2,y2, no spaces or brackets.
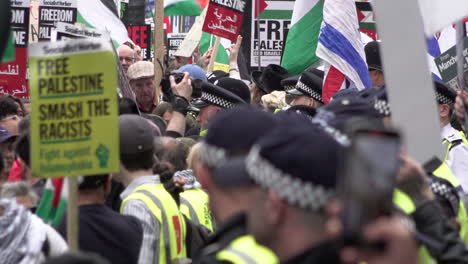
316,0,371,103
281,0,323,75
36,178,68,227
165,0,203,16
77,0,129,45
418,0,468,36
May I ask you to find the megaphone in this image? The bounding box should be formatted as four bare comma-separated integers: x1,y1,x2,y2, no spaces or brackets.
0,0,12,61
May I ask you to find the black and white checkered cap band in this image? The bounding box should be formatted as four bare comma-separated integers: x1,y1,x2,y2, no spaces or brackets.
436,93,454,105
374,99,391,116
431,181,459,214
283,85,296,92
311,110,350,146
201,92,236,109
297,80,322,102
246,146,334,210
200,143,227,168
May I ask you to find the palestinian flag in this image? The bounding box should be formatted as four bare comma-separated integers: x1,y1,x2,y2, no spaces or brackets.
165,0,204,16
1,31,15,63
199,32,231,72
36,178,68,227
281,0,323,75
77,0,129,45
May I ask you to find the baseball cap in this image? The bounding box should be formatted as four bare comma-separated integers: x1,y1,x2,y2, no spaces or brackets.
179,64,208,82
119,114,154,155
127,61,154,81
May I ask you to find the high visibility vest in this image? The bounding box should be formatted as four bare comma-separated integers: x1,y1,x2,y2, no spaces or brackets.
121,184,187,264
430,161,468,243
442,130,468,161
216,235,278,264
200,129,208,136
180,188,214,231
392,190,435,264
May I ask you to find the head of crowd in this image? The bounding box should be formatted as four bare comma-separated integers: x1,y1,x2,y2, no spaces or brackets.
2,37,468,264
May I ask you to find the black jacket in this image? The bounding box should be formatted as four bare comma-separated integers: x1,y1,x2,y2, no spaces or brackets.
412,200,468,264
281,242,341,264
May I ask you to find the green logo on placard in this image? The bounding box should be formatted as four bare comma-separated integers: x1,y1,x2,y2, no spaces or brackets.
95,144,110,168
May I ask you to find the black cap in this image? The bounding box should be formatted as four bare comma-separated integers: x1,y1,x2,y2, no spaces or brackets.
78,175,109,190
286,105,317,121
200,106,277,168
357,86,390,116
192,81,247,109
119,115,154,155
244,114,341,210
206,70,229,84
434,81,456,105
280,75,299,92
215,77,251,104
365,41,382,71
212,157,253,187
314,97,382,132
251,64,291,94
287,69,324,103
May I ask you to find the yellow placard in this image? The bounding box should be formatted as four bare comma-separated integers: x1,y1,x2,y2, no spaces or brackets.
29,39,119,178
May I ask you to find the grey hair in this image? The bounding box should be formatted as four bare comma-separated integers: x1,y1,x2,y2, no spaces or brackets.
0,182,38,206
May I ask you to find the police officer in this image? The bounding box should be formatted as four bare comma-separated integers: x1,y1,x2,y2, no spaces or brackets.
365,41,385,87
194,106,279,264
286,69,324,108
192,78,249,136
435,81,468,192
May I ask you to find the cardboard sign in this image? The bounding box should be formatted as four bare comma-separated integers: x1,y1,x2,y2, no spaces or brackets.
175,7,207,58
127,24,152,60
29,39,119,178
250,0,293,67
435,37,468,90
38,0,77,41
51,22,107,41
202,0,245,42
0,0,30,98
167,33,187,57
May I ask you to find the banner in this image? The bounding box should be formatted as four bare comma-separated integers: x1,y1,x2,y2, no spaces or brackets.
0,0,30,98
202,0,245,42
435,37,468,90
38,0,77,41
51,22,107,41
29,39,119,178
127,24,152,60
250,0,293,68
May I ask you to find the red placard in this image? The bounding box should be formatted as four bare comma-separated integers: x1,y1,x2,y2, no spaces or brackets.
202,0,245,42
127,24,152,61
0,48,29,98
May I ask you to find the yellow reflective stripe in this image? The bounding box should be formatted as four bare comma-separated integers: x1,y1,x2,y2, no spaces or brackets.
419,246,437,264
458,199,468,243
274,108,281,114
433,162,461,188
180,197,200,224
393,189,416,214
459,131,468,146
217,235,278,264
137,189,172,264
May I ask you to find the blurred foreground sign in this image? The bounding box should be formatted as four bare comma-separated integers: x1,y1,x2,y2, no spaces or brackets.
29,38,119,178
373,0,443,163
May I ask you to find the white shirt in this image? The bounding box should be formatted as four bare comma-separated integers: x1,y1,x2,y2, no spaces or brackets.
441,124,468,192
120,175,162,264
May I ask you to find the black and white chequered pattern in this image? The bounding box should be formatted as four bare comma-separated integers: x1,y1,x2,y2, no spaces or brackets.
431,181,460,214
200,143,227,168
246,146,334,210
297,80,322,102
283,85,296,92
436,93,454,105
374,99,391,116
202,92,236,109
311,109,351,146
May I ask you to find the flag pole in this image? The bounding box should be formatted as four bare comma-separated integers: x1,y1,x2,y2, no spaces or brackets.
67,176,79,249
256,0,261,71
207,36,221,72
154,0,165,106
456,20,468,130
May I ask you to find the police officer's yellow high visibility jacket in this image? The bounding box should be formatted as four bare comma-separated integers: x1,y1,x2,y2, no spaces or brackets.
180,188,215,231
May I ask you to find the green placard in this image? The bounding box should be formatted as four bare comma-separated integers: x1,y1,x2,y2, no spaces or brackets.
29,39,119,178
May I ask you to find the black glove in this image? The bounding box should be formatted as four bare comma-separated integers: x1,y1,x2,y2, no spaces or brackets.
172,95,189,116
